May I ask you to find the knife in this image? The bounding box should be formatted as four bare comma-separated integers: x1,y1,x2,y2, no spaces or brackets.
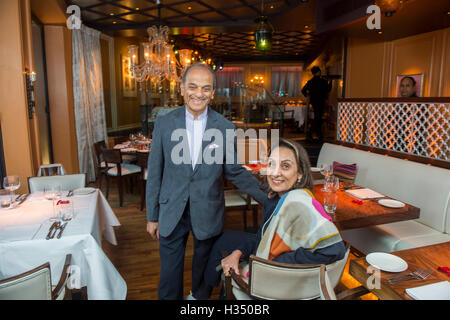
17,193,30,205
46,222,58,240
56,222,68,239
49,222,61,239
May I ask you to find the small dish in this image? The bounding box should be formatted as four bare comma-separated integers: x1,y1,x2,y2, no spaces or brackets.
378,199,405,208
310,167,321,172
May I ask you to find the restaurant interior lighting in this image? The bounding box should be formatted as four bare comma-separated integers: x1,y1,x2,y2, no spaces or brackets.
375,0,405,17
127,0,184,86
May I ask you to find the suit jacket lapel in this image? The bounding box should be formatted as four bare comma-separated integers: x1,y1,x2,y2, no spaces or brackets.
174,105,193,175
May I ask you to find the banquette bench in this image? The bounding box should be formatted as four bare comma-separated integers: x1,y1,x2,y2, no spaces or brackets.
317,143,450,254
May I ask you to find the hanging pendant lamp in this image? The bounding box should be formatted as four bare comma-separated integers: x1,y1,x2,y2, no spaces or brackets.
254,0,273,52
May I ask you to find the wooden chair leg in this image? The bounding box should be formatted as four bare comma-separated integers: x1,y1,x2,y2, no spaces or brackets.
118,176,124,207
140,179,146,211
105,175,110,199
242,209,247,231
252,206,258,231
98,172,103,190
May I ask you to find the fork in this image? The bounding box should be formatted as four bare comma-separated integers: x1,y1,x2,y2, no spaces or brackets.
388,269,433,284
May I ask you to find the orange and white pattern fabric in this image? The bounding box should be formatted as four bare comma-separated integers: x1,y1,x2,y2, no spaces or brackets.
257,189,342,261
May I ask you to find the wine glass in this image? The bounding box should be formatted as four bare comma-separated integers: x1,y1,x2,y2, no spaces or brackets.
44,184,62,221
3,176,20,208
319,163,333,178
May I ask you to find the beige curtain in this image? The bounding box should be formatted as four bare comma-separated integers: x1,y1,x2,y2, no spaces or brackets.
72,25,108,182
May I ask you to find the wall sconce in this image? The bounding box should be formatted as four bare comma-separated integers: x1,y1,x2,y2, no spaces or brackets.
25,68,36,119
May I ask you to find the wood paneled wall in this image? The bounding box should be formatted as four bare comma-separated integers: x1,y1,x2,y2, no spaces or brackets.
44,25,79,174
345,27,450,98
0,0,36,193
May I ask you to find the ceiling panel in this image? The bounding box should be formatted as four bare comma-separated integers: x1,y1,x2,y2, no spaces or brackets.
68,0,323,61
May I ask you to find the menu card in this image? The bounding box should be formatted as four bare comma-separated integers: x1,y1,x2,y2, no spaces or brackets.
406,281,450,300
345,188,384,199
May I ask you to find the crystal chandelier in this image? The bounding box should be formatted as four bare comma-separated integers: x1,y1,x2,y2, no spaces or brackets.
127,1,188,87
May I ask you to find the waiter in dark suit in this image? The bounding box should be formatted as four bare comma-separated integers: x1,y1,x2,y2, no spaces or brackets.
146,63,267,300
301,66,332,142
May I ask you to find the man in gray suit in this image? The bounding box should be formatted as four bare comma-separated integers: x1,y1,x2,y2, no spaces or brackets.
146,63,267,300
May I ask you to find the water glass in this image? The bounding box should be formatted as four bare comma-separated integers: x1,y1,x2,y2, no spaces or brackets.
324,175,340,192
323,191,338,216
58,198,74,222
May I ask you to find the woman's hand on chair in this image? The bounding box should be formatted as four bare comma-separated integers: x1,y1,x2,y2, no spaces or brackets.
222,250,243,276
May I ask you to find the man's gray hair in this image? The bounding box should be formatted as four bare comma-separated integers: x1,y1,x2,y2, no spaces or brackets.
182,62,217,88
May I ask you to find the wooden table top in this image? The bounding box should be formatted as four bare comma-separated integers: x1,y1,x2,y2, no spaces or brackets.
313,184,420,230
349,242,450,300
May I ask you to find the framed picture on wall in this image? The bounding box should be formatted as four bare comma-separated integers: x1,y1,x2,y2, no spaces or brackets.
121,55,137,97
396,73,424,98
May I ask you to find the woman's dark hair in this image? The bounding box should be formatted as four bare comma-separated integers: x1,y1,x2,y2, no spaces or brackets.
264,138,313,194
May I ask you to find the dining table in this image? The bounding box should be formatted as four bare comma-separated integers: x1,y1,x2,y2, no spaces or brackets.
114,139,151,155
349,241,450,300
313,184,420,231
0,189,127,300
284,104,308,129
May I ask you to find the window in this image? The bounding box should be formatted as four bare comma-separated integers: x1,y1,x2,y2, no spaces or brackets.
215,67,244,97
271,66,302,97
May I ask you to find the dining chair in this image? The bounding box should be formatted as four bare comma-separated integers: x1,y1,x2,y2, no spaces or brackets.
225,245,351,300
224,189,259,232
28,174,86,193
94,140,115,189
319,265,369,300
36,163,65,177
136,151,149,211
113,136,137,164
0,254,72,300
102,148,141,207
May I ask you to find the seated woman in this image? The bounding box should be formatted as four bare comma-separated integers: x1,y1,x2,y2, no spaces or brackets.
194,138,346,299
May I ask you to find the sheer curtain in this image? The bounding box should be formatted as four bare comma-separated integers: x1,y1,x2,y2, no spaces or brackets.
271,66,303,97
72,26,108,182
215,67,244,97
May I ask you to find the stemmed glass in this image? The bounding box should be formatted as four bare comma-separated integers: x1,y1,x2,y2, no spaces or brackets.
44,184,62,221
319,163,333,179
3,176,20,208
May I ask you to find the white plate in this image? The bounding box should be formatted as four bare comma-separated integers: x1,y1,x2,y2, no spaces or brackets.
378,199,405,208
310,167,321,172
366,252,408,272
72,187,96,195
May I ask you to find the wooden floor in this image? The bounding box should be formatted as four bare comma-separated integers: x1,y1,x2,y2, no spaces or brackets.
99,180,376,300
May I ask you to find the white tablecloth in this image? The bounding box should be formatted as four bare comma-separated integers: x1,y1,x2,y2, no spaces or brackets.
284,105,308,128
0,190,127,300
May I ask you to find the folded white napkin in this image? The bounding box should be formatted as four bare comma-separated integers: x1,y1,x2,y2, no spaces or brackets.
346,188,384,199
406,281,450,300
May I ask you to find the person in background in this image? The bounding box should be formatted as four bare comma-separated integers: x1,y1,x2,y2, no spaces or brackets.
146,63,266,300
194,138,346,299
301,66,332,142
399,76,418,97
